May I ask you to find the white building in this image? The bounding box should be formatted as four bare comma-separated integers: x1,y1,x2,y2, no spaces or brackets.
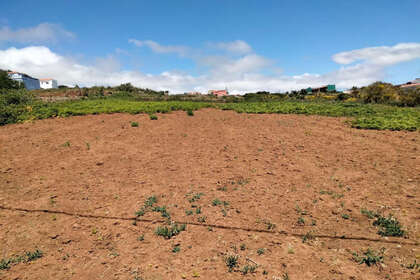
39,78,58,89
7,71,40,90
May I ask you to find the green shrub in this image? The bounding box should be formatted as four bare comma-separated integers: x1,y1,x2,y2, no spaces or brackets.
187,109,194,116
225,255,239,272
353,248,384,266
149,114,158,120
373,215,405,237
131,121,139,127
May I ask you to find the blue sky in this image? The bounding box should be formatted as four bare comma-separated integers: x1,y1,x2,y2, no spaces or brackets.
0,0,419,93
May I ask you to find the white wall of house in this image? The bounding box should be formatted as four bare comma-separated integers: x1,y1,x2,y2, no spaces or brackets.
40,79,58,89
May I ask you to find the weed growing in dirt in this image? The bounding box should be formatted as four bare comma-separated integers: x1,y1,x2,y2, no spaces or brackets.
353,248,384,266
197,216,206,223
282,273,290,280
131,121,139,127
361,209,405,237
406,260,420,271
257,248,265,255
225,255,239,272
185,210,193,216
152,205,171,219
373,215,405,237
302,231,315,243
195,207,202,214
186,109,194,116
241,264,257,275
361,208,379,219
155,223,186,239
217,185,227,191
149,114,158,120
172,245,181,253
297,217,305,225
240,244,246,251
212,198,222,206
264,220,276,230
135,195,158,217
137,234,144,241
342,214,350,220
0,249,43,270
62,141,71,147
221,208,227,217
187,192,204,203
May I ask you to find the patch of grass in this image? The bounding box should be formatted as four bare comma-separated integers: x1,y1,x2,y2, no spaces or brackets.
225,254,239,272
352,248,384,266
155,223,186,239
130,121,139,127
257,248,265,255
373,215,405,237
149,114,158,120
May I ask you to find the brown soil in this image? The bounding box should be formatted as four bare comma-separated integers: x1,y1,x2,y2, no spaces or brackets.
0,109,419,280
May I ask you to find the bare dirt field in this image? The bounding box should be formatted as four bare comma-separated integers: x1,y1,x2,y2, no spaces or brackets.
0,109,419,280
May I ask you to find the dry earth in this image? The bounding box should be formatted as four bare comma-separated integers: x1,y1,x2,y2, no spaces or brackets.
0,109,419,279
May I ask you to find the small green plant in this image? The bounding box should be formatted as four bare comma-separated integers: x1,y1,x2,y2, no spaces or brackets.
212,198,222,206
297,217,305,225
149,114,158,120
225,254,239,272
185,210,193,216
137,234,144,241
241,264,257,275
86,142,90,150
195,207,202,214
62,141,71,147
152,205,171,219
302,231,315,243
155,223,186,239
264,220,276,230
257,248,265,255
221,208,227,217
353,248,384,266
131,121,139,127
406,260,420,270
217,186,227,191
172,245,181,253
145,195,157,207
342,213,350,220
187,192,204,203
197,216,206,223
361,208,379,219
186,109,194,116
373,215,405,237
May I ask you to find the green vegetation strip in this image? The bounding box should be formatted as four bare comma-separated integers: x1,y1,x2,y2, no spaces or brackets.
1,91,419,130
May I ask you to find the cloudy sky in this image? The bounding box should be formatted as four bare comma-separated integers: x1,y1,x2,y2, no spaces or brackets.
0,1,419,94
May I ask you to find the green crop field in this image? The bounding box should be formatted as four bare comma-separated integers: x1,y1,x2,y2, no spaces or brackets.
1,92,419,131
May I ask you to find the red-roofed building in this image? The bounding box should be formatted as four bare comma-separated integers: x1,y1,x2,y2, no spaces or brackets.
208,89,228,97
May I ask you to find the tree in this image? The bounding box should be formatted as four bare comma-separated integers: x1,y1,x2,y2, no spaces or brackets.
0,70,24,90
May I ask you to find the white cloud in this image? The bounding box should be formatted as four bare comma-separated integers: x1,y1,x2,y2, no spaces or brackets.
1,42,419,94
129,39,190,57
333,43,420,65
0,23,75,44
211,40,252,54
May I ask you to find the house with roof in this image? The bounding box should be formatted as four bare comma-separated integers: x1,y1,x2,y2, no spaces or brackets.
208,89,228,97
399,78,420,89
7,71,40,90
40,78,58,89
